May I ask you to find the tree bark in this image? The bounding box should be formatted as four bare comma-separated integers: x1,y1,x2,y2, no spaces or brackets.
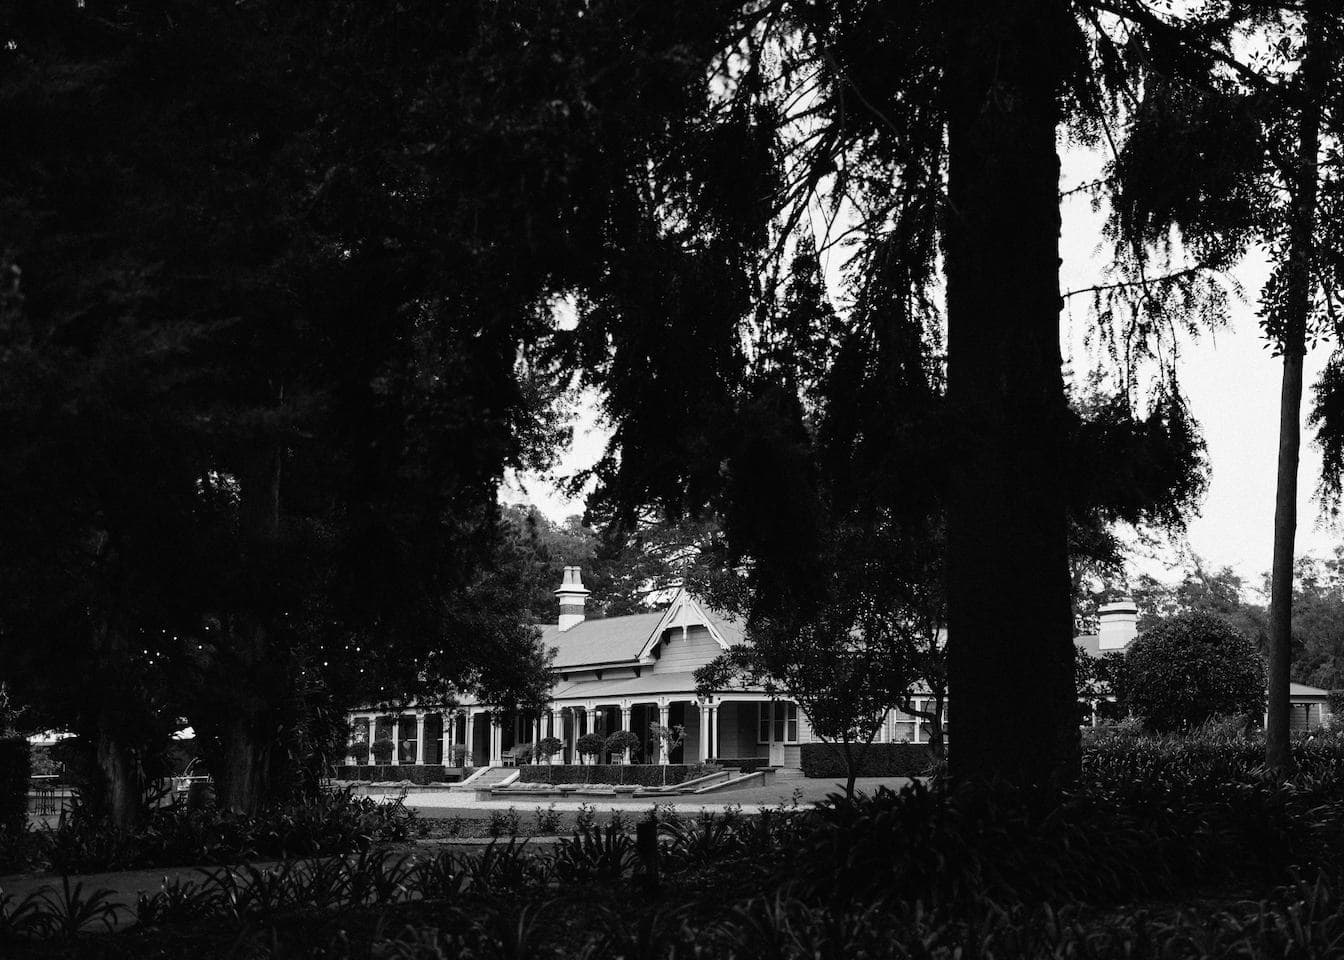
215,714,271,815
945,0,1078,787
94,725,141,832
1266,3,1324,775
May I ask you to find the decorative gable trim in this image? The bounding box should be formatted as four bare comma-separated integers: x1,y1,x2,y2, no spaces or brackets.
635,588,732,661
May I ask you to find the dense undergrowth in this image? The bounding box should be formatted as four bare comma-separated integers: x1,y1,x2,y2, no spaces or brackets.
8,728,1344,957
2,788,416,875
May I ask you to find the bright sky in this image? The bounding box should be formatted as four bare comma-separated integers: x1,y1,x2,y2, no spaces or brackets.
502,143,1342,588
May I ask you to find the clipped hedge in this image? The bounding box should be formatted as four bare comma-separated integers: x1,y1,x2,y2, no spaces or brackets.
799,742,933,778
0,737,31,833
517,763,719,786
333,764,456,784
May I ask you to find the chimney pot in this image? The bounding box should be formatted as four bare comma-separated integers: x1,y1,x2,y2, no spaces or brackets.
1098,598,1138,651
555,566,591,632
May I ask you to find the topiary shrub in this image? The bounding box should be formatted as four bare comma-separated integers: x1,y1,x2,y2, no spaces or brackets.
1117,612,1266,733
604,730,641,764
0,737,30,834
371,739,393,765
576,733,605,764
536,736,563,762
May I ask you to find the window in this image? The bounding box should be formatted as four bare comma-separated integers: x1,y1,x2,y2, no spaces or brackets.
757,702,800,744
890,706,916,744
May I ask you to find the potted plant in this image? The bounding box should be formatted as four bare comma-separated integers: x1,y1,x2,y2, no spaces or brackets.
449,744,470,769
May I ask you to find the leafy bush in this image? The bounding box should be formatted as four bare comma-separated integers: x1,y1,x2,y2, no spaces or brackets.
535,736,563,762
1118,612,1265,732
799,742,933,778
1330,689,1344,719
38,788,415,873
0,737,31,835
533,803,561,834
486,807,520,838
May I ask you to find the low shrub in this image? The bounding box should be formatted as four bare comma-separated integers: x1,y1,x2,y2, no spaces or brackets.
516,763,719,786
0,737,31,835
799,742,933,778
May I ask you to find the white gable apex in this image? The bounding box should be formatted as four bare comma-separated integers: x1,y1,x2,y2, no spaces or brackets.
636,587,732,661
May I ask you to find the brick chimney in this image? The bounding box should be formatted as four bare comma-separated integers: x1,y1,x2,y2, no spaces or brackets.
1098,598,1138,651
555,566,590,631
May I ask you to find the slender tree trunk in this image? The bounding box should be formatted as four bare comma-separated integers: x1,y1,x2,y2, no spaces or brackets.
928,691,946,762
945,0,1077,787
841,738,857,801
1266,4,1324,774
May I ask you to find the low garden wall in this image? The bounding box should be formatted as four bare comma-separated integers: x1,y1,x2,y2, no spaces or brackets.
799,742,933,778
333,764,459,784
517,763,719,786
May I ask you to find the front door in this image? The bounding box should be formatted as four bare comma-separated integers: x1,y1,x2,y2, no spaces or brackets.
769,741,785,766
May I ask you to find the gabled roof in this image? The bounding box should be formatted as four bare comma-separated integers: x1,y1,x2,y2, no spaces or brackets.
634,588,740,661
539,612,665,669
536,588,747,670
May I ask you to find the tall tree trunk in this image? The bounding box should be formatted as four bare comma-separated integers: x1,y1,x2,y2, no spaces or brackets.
945,0,1078,787
94,724,140,832
215,714,271,815
1266,4,1324,774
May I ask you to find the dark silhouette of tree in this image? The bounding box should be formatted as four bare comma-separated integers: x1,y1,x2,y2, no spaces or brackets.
1101,1,1344,772
1,0,724,818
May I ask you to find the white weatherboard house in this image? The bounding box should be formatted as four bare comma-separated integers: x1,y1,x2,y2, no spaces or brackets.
1075,600,1333,731
345,567,940,771
346,579,1336,773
